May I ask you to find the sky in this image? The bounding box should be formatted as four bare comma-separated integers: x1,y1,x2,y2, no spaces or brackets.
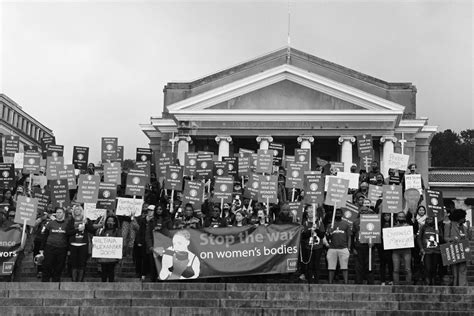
1,0,472,163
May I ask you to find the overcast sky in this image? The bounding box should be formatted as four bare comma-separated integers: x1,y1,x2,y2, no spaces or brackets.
1,0,472,163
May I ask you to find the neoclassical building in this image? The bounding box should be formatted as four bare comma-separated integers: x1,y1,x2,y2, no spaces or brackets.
141,48,437,182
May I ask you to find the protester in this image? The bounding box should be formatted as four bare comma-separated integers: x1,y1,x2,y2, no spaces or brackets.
97,215,121,282
146,203,172,281
300,204,325,284
418,216,442,285
326,208,352,284
204,205,227,228
378,213,394,285
133,205,154,281
32,210,49,278
352,206,375,284
231,210,248,227
392,211,413,285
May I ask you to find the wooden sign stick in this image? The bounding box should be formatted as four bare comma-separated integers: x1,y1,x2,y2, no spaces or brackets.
369,237,373,271
291,188,295,202
331,202,337,229
220,198,224,218
435,219,439,243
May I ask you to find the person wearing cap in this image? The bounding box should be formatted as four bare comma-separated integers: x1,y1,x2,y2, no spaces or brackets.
352,206,375,284
353,182,369,202
326,208,352,284
444,209,471,286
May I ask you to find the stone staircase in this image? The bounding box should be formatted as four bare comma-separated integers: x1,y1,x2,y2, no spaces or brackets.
0,282,472,315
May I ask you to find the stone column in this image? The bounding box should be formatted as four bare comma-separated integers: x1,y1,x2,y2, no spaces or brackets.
215,135,232,161
256,135,273,150
338,136,355,172
380,136,397,177
297,135,314,170
171,135,192,166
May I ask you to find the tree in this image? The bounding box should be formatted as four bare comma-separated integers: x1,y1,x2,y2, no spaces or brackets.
430,129,474,167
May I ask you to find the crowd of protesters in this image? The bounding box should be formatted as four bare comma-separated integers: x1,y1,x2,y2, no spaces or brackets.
0,159,472,286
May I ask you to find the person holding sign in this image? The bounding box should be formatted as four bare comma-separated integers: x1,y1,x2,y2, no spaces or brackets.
174,203,201,229
40,207,74,282
300,204,325,284
326,208,352,284
352,207,376,285
417,216,442,285
97,215,121,282
444,209,471,286
377,213,394,285
391,211,413,285
204,205,227,228
146,204,172,282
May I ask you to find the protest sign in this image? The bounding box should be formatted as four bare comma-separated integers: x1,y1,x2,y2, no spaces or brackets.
404,174,422,191
153,224,302,279
258,175,278,204
294,149,310,171
239,148,254,154
256,149,273,174
382,226,414,250
155,152,176,179
96,182,117,211
223,156,238,177
46,144,64,158
49,179,70,208
269,143,284,166
288,202,304,223
165,165,183,191
116,197,143,217
126,169,146,197
357,134,373,158
72,146,89,170
103,162,121,185
285,155,295,171
0,226,22,275
213,161,228,178
387,153,409,171
250,153,258,172
440,240,471,266
325,177,349,206
360,214,381,244
40,136,55,159
382,185,403,213
237,153,250,177
368,185,383,206
22,151,41,174
32,175,47,188
196,153,213,180
92,237,123,259
135,161,150,185
212,176,234,204
57,164,77,190
0,163,15,189
425,189,445,220
13,153,24,170
46,156,64,180
77,174,100,203
285,163,304,189
336,172,359,189
116,146,124,163
303,172,324,205
244,173,260,200
136,148,152,163
342,202,359,225
33,187,50,214
4,136,19,156
329,161,344,174
184,152,198,178
24,145,39,153
84,203,106,221
14,196,38,226
182,180,204,210
101,137,118,162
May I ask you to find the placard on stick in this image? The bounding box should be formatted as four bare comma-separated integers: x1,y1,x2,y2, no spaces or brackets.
46,144,64,158
0,163,15,189
360,214,381,244
303,172,324,205
425,189,445,220
46,156,64,180
325,177,349,206
387,153,409,171
165,165,183,191
382,184,403,213
4,136,19,157
22,152,41,175
77,174,100,203
57,164,77,190
136,148,152,163
184,152,198,178
33,187,50,214
84,203,106,221
182,180,204,210
49,179,70,208
103,162,121,185
41,136,55,159
126,169,146,197
72,146,89,170
223,156,238,178
96,182,117,211
244,173,260,201
382,226,414,250
440,240,471,266
196,153,213,180
14,196,38,226
368,185,383,206
116,197,143,217
213,161,228,178
236,153,250,177
404,174,422,191
294,149,310,171
256,149,273,174
155,152,176,179
212,176,234,203
258,175,278,204
268,143,284,166
101,137,118,162
286,163,304,189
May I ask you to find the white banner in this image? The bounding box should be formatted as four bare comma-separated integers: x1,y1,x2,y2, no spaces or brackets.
92,236,123,259
115,197,143,217
336,172,360,189
83,202,106,221
382,226,414,250
387,153,410,171
404,174,422,191
14,153,24,169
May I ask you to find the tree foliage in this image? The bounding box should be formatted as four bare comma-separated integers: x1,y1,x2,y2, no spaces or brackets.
430,129,474,167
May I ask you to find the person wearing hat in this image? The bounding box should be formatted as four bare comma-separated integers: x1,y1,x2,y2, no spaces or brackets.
444,209,471,286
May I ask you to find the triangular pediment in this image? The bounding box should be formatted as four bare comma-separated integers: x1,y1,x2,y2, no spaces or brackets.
208,80,364,111
167,64,405,115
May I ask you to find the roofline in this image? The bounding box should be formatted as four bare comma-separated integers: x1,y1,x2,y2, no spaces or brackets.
164,46,415,92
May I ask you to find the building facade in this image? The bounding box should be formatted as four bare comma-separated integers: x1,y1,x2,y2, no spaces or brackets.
0,94,54,152
141,48,437,182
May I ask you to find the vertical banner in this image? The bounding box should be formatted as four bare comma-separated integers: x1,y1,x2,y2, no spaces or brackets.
46,156,64,180
126,169,146,197
101,137,118,162
382,185,403,213
303,172,324,205
49,179,70,208
103,162,122,185
196,153,213,180
182,180,204,210
0,163,15,189
425,189,445,220
285,163,304,189
256,149,273,174
223,156,238,178
72,146,89,171
96,182,117,211
14,196,38,226
40,136,56,159
77,174,100,204
165,165,184,191
360,214,381,244
184,152,198,178
268,143,285,167
212,176,234,203
357,134,374,171
294,149,310,171
325,177,349,206
22,151,41,175
46,144,64,158
57,164,77,190
4,136,19,157
258,175,278,204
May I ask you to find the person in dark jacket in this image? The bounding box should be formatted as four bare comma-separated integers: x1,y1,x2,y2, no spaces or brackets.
299,205,325,284
40,207,74,282
32,211,49,279
352,206,375,285
418,216,442,285
146,204,172,281
133,204,154,281
97,215,121,282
